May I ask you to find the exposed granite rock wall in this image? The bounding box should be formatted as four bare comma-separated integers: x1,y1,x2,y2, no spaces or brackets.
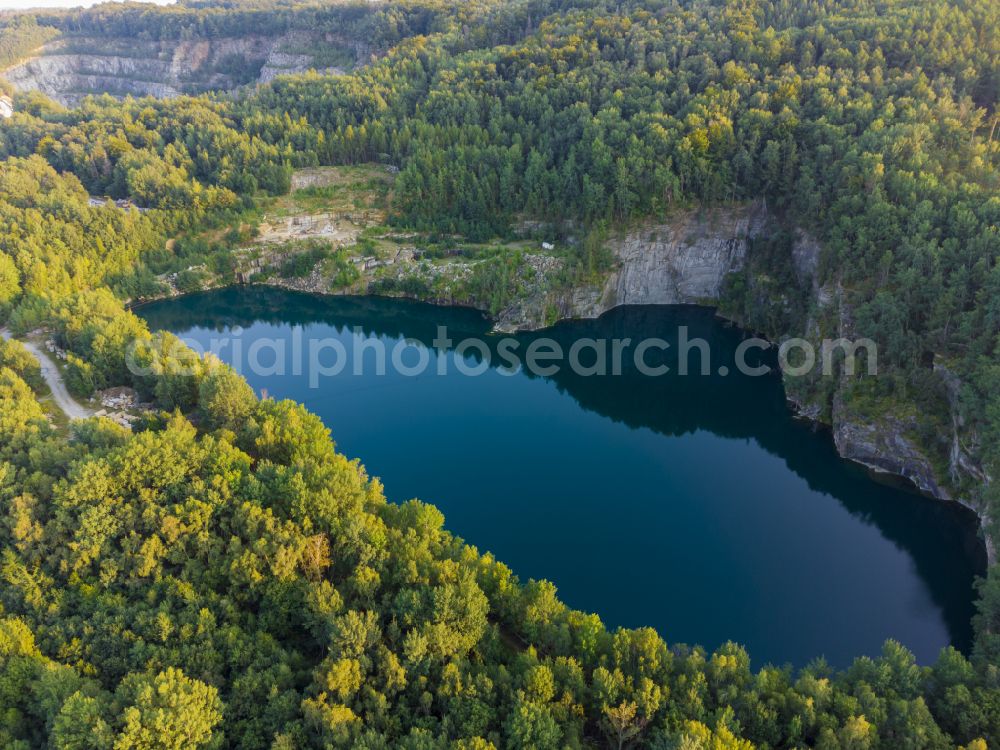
609,207,768,306
4,45,185,104
831,394,950,499
791,228,821,289
559,203,771,322
258,32,363,82
830,387,994,563
2,32,366,106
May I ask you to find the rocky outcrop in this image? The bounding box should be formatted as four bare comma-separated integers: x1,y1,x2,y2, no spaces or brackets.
791,228,822,289
936,362,995,562
832,394,949,499
605,204,769,308
259,32,364,82
936,362,990,486
2,32,366,106
258,52,329,84
832,388,994,563
4,46,184,104
486,204,771,331
553,203,771,324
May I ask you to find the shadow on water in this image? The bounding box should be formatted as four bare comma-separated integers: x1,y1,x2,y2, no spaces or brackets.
139,286,988,664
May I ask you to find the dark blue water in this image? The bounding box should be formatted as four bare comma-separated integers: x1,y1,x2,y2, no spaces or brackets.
139,287,987,667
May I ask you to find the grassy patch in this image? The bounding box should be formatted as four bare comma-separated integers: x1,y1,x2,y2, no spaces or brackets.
270,165,393,218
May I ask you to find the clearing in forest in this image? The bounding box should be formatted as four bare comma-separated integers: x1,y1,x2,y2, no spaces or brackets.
255,164,394,245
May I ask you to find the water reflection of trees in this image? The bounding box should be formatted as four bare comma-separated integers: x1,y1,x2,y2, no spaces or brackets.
140,286,987,651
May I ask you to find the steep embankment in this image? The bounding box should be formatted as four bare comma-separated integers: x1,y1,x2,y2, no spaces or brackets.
523,205,993,558
570,204,771,316
2,31,363,106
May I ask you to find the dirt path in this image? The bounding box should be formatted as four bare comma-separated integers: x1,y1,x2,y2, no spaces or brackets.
1,329,94,420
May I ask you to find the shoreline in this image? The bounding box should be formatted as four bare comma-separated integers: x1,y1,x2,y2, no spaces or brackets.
132,279,996,566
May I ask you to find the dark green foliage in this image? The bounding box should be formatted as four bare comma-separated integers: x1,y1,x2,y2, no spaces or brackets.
369,274,433,299
720,231,810,335
278,240,332,279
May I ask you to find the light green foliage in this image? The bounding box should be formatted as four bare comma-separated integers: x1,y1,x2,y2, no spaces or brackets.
0,16,58,69
0,339,41,392
0,367,48,457
0,252,19,308
197,356,258,431
0,0,998,747
0,157,161,309
112,668,223,750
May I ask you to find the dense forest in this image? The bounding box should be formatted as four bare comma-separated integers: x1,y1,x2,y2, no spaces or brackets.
0,17,57,71
0,0,999,747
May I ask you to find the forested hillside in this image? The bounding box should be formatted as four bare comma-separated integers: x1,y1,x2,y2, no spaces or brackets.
0,0,999,747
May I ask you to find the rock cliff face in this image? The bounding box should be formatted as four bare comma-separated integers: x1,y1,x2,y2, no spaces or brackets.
517,203,991,556
790,228,822,289
831,395,950,499
563,203,771,320
5,43,186,104
2,32,363,106
831,390,993,562
609,205,769,306
785,233,992,557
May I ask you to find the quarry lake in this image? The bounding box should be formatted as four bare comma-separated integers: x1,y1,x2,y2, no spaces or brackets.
139,286,987,667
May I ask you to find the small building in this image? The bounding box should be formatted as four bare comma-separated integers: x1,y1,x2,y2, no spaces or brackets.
541,241,555,251
0,96,13,120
